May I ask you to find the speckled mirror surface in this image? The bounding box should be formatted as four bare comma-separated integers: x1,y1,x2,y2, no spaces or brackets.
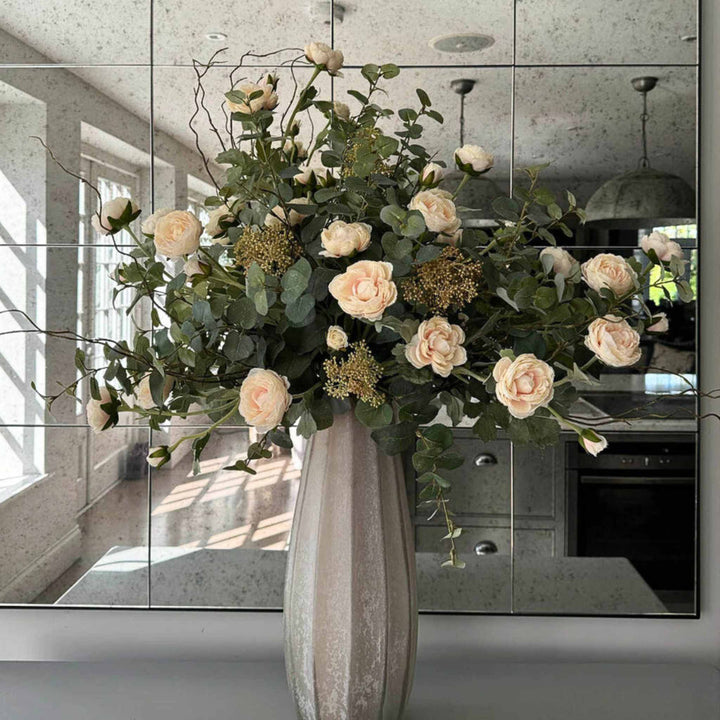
0,0,698,615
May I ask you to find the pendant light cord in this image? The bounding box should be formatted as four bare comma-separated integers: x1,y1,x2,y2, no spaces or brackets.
639,90,650,169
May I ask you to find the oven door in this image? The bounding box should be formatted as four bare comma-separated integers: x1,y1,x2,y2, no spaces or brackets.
574,474,695,593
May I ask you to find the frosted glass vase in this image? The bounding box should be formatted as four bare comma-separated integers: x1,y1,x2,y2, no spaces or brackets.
284,411,417,720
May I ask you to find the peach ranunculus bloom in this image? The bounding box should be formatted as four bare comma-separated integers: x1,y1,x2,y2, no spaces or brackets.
326,325,349,350
408,188,460,236
540,246,576,278
92,197,139,236
239,369,292,432
584,315,642,367
646,312,669,333
579,433,609,456
492,353,555,419
141,207,172,236
454,144,494,174
640,231,684,262
132,374,173,410
153,210,203,258
405,317,467,377
581,252,637,297
86,387,113,433
205,204,237,241
304,41,344,75
328,260,397,321
320,220,372,258
227,81,278,114
267,198,312,227
332,101,350,120
420,162,445,186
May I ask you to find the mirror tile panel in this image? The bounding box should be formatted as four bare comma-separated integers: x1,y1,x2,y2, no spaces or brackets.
153,0,332,67
512,65,697,217
516,0,697,66
334,0,514,67
0,66,151,246
0,0,700,615
0,2,151,65
0,245,151,426
149,427,294,607
512,433,697,615
0,425,150,606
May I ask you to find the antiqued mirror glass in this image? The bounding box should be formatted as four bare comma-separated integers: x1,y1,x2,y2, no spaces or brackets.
0,0,698,615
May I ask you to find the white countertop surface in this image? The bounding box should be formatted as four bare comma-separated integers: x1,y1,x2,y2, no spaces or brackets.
0,660,717,719
57,549,667,615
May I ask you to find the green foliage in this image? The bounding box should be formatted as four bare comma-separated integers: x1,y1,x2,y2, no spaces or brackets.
48,50,693,566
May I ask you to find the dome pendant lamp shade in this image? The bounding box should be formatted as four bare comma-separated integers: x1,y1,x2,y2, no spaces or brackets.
585,76,695,228
585,167,695,228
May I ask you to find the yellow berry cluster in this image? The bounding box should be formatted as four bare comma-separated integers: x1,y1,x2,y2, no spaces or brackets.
402,246,483,313
234,225,302,276
323,341,385,407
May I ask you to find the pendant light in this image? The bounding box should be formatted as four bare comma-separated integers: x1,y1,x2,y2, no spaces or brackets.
444,78,501,227
585,76,695,228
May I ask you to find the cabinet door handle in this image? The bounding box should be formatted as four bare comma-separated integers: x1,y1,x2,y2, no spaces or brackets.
474,452,498,467
474,540,499,555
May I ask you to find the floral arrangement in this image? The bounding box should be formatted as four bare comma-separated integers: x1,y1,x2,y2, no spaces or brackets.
42,42,693,567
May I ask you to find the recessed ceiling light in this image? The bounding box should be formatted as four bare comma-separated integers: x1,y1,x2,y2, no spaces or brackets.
680,34,697,42
429,33,495,54
205,32,228,41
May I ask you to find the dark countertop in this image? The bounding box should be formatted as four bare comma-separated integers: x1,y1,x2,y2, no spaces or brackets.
0,660,717,719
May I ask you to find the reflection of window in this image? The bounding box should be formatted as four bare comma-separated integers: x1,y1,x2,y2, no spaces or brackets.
78,156,138,387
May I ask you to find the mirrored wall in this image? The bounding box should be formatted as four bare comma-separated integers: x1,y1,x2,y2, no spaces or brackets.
0,0,698,615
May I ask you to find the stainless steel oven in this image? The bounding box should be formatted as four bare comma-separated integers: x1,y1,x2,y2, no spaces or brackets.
566,434,696,611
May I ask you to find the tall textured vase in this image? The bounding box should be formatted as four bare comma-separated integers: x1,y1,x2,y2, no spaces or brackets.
284,411,418,720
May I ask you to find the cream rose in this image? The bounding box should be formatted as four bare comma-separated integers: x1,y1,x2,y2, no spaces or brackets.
438,227,462,246
91,197,139,236
333,101,350,120
584,316,642,367
183,255,206,278
267,198,312,227
86,387,113,433
294,165,330,186
320,221,372,258
153,210,202,258
227,81,278,114
420,162,445,185
239,368,292,431
454,144,494,174
147,446,171,468
408,188,459,235
579,433,608,457
405,317,467,378
141,208,172,236
304,41,344,75
132,374,173,410
284,138,308,160
328,260,397,321
205,204,235,240
640,231,684,262
581,253,637,296
326,325,349,350
493,353,555,419
647,312,669,333
540,246,576,278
